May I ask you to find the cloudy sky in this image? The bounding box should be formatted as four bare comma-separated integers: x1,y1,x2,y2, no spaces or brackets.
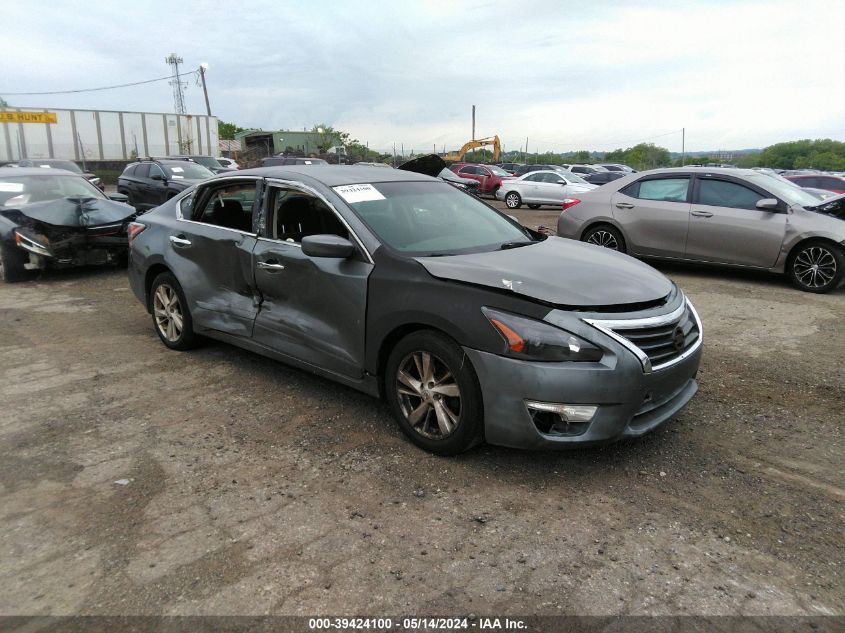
3,0,844,154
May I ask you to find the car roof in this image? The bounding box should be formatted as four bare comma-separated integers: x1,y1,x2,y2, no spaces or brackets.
221,165,435,187
0,167,80,177
636,166,762,178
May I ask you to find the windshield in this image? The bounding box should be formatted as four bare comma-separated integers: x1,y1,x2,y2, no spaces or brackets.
340,181,532,255
487,165,511,177
163,163,214,180
561,172,589,184
750,173,821,207
189,156,223,169
0,174,106,206
33,160,83,174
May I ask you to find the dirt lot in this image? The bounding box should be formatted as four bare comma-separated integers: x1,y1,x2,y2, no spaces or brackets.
1,202,843,617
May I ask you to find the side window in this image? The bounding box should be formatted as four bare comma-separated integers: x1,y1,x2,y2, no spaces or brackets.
149,164,165,179
270,188,348,243
524,173,543,182
542,173,563,183
123,164,137,176
192,182,256,232
135,164,150,179
820,177,843,189
459,166,476,175
697,179,765,210
624,177,689,202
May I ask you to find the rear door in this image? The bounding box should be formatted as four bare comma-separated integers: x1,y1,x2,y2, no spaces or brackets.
131,164,152,209
611,175,691,257
251,180,373,378
170,177,261,337
685,175,786,267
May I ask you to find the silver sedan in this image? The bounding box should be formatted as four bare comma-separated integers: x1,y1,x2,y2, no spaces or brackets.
495,170,597,209
557,167,845,293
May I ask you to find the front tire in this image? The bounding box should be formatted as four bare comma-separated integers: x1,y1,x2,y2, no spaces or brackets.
505,191,522,209
0,242,30,283
788,241,843,293
384,331,484,455
149,272,198,350
582,224,626,253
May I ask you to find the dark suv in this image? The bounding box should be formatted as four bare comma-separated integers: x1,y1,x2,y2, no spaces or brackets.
118,159,213,212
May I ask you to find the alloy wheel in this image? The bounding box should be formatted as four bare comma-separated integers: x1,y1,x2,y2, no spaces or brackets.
506,193,520,208
396,351,461,440
793,246,837,289
153,284,184,343
586,230,619,250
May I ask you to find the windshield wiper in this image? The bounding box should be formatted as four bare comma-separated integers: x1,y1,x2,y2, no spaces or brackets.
499,240,537,250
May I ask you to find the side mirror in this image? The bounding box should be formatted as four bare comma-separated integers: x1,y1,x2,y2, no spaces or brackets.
108,192,129,203
301,234,355,258
151,173,166,182
756,198,780,211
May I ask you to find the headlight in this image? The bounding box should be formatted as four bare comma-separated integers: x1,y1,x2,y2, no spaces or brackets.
14,228,52,256
482,307,603,362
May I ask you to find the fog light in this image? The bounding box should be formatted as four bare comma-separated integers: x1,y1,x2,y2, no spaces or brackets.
525,401,598,437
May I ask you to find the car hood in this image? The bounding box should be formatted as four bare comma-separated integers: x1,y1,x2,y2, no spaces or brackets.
397,154,447,178
5,196,136,228
416,236,674,308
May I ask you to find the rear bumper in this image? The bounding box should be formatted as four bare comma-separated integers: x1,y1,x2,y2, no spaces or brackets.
463,337,701,449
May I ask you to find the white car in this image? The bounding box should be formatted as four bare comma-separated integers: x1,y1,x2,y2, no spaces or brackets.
217,157,240,170
495,170,597,209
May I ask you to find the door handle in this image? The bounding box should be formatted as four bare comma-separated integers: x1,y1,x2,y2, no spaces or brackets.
257,260,286,271
691,210,714,218
169,235,192,247
615,202,634,209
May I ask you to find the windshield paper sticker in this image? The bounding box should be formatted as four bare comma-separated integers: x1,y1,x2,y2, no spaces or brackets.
333,184,385,204
171,167,184,172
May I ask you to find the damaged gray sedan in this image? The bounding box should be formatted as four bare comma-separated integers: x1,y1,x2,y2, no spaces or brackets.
0,168,136,282
127,166,703,454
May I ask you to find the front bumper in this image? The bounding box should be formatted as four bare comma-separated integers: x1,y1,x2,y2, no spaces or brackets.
464,330,701,449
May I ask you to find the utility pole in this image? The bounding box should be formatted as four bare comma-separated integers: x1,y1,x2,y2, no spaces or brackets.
681,127,686,166
198,63,211,115
393,143,396,167
525,137,528,163
472,105,476,141
77,133,87,170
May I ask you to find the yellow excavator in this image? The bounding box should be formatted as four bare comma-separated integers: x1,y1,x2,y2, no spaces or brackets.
442,135,501,162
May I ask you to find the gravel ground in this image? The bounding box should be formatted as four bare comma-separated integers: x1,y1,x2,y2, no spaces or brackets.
1,201,843,617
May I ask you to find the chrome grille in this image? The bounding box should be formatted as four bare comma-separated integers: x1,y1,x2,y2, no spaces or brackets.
584,298,703,373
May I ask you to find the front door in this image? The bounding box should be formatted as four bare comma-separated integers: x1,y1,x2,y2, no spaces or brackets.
685,176,786,267
251,182,373,379
170,178,261,337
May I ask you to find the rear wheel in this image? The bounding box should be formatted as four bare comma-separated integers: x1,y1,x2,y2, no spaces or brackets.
0,242,30,283
505,191,522,209
528,204,541,209
149,272,198,350
582,224,626,253
384,331,484,455
788,241,843,293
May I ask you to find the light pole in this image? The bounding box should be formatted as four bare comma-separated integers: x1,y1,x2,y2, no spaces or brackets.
199,63,211,116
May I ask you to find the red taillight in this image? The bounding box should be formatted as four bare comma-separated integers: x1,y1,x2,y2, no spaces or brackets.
127,222,146,244
561,198,581,211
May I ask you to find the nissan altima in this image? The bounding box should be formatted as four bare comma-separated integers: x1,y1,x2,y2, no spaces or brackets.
128,166,702,454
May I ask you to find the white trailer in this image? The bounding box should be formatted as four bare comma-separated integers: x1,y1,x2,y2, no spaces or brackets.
0,107,219,162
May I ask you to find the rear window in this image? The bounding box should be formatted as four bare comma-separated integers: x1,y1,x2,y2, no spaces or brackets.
624,177,689,202
122,164,137,176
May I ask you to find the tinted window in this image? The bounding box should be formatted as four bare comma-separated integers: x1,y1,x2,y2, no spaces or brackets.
458,166,477,175
523,173,544,182
625,177,689,202
819,177,845,189
270,188,347,243
135,164,150,178
149,164,165,179
122,164,137,176
193,182,256,231
697,179,765,210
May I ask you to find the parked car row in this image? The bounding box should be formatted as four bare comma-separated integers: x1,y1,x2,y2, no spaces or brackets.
2,158,105,191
